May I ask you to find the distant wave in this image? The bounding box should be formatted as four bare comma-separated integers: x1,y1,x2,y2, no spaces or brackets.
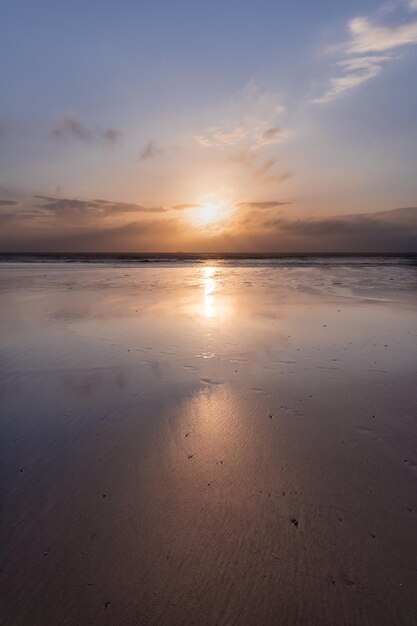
1,252,416,268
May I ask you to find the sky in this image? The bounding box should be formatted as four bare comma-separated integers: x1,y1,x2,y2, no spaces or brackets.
1,0,417,252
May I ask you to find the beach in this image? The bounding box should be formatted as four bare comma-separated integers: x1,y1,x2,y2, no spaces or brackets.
1,258,417,625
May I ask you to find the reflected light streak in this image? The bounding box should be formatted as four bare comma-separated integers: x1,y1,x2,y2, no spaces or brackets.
203,266,216,318
187,264,233,321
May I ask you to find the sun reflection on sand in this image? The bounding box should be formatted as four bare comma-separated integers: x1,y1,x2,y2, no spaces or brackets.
197,264,235,323
203,266,216,318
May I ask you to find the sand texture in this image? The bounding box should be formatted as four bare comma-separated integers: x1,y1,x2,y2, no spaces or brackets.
0,260,417,625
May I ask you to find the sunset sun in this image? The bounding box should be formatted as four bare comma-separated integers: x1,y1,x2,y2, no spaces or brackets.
190,194,234,227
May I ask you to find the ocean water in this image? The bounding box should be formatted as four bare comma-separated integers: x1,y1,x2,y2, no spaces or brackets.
1,252,417,266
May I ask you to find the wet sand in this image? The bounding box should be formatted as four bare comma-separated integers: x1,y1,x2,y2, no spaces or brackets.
1,260,417,625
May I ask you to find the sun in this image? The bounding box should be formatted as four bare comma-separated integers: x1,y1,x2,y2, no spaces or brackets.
189,193,233,227
197,201,223,225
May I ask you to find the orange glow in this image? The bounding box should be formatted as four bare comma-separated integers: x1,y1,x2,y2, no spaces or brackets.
188,193,234,227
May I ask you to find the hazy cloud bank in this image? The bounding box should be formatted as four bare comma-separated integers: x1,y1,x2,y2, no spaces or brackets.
1,194,416,252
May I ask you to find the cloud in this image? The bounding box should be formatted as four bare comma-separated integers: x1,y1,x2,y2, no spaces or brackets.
0,195,177,251
102,128,122,146
348,15,417,53
189,88,291,186
196,123,286,150
50,113,122,147
171,203,201,210
230,148,292,184
257,127,285,146
30,196,167,223
50,115,92,142
230,149,266,176
237,201,290,210
139,140,164,161
316,7,417,103
195,125,248,149
0,199,19,206
314,55,390,103
0,218,186,253
262,206,417,251
194,86,286,153
267,171,293,184
1,202,416,253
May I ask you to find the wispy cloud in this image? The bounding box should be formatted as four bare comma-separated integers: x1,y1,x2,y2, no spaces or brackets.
31,196,167,222
171,203,201,210
257,127,285,146
194,88,286,152
315,55,391,103
50,113,122,147
195,125,248,148
0,199,19,206
237,200,290,210
316,6,417,103
348,15,417,53
139,139,164,161
230,147,292,184
196,123,286,150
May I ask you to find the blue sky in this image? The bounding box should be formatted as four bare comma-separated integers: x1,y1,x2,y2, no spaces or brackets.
1,0,417,251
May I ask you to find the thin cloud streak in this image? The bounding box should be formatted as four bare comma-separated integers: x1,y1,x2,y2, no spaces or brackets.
194,88,287,154
32,196,167,220
229,148,292,184
50,113,122,147
237,201,290,210
139,140,163,161
0,199,19,206
257,127,285,146
195,125,248,148
171,203,201,210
